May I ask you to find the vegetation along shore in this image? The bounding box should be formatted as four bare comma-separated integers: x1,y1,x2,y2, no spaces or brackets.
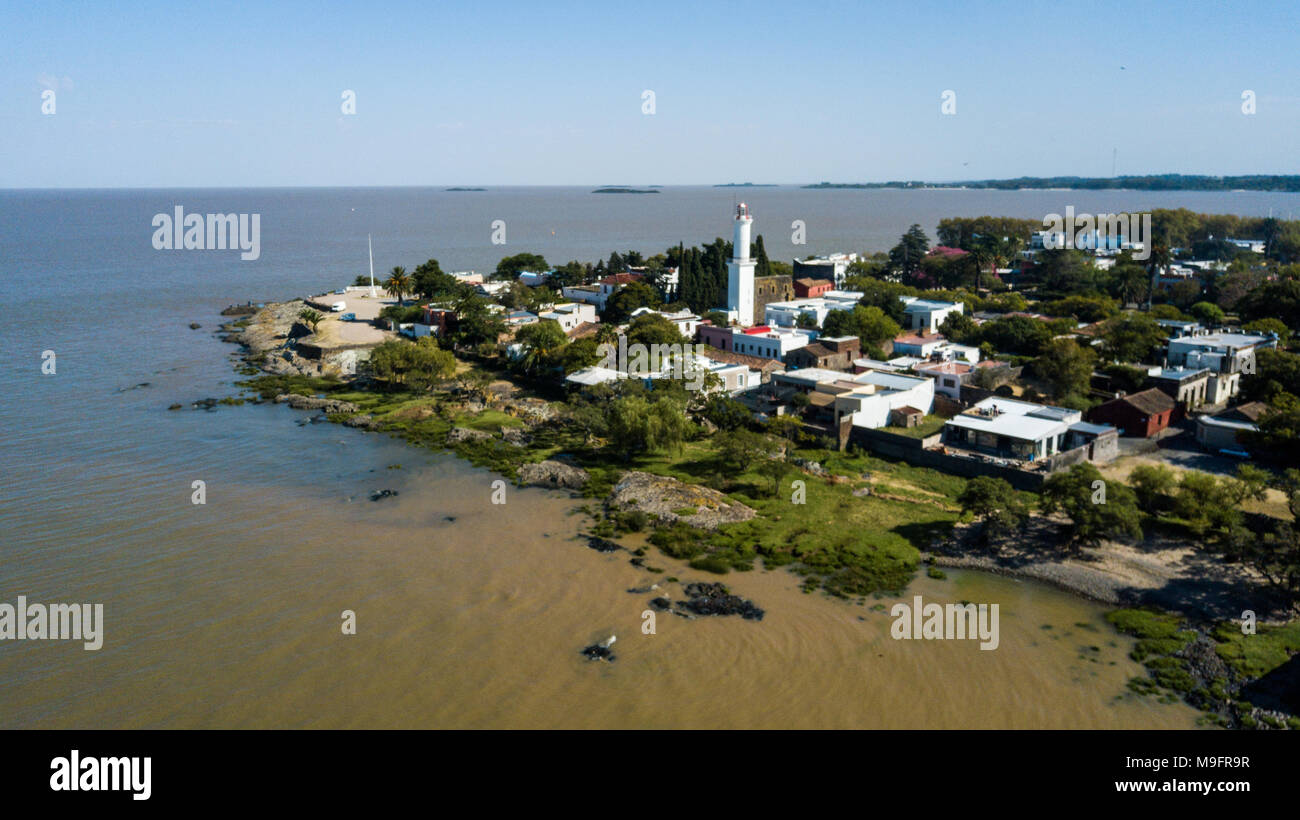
206,213,1300,727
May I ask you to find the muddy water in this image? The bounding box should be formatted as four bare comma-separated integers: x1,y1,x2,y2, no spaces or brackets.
0,408,1197,728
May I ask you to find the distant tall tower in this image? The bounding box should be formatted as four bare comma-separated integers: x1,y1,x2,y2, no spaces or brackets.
727,203,756,325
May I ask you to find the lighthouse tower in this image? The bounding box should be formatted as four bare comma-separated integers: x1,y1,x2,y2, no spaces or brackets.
727,203,756,326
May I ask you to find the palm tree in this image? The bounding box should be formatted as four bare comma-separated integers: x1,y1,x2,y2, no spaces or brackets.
594,323,620,346
384,266,411,305
1116,264,1149,308
297,308,324,333
1145,243,1170,310
969,234,999,298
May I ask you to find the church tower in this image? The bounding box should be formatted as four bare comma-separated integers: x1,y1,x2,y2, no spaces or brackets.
727,203,756,325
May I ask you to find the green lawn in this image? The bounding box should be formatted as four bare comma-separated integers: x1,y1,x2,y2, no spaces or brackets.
881,414,948,439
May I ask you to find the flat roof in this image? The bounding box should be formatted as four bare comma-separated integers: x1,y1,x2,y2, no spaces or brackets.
945,412,1067,442
1069,421,1115,435
1170,332,1271,348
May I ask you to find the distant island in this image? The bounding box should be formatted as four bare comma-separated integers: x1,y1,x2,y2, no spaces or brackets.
804,175,1300,193
592,187,659,194
445,187,486,192
714,182,778,187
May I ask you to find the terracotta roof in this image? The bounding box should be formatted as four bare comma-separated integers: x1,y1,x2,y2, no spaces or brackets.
699,345,783,372
1224,401,1269,422
915,361,971,375
1111,388,1175,415
597,273,643,285
895,405,924,415
893,332,945,347
792,343,834,359
566,321,601,340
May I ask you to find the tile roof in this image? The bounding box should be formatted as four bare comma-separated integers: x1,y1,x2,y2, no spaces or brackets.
1111,388,1176,415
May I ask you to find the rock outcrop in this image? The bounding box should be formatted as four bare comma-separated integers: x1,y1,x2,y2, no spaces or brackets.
608,471,755,530
517,460,589,490
275,394,360,414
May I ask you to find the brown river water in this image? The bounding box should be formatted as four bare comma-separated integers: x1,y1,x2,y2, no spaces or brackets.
0,419,1197,729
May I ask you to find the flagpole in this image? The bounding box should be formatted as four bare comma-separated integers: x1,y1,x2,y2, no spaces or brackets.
368,234,377,297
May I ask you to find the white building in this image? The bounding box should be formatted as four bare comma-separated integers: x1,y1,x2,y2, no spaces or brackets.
771,368,935,430
717,326,818,360
561,273,644,311
899,297,965,334
726,203,756,326
1226,238,1266,253
1166,331,1276,374
629,306,700,338
764,290,863,328
942,397,1082,462
538,302,598,333
833,371,936,430
792,253,859,288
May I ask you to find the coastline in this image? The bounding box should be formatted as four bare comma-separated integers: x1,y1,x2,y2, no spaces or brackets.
213,298,1299,729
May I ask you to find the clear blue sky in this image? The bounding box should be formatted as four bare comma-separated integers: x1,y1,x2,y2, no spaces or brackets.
3,0,1298,187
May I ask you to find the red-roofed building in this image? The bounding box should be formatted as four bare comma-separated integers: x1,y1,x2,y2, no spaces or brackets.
793,277,834,298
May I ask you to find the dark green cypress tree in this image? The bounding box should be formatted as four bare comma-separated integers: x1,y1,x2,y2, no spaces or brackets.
755,234,770,278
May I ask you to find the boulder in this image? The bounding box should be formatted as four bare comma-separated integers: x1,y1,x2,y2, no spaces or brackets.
608,471,755,530
446,427,493,444
679,582,765,621
517,460,589,490
500,426,532,446
275,394,360,414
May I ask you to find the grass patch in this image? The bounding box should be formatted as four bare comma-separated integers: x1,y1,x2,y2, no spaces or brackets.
879,415,948,439
1211,620,1300,679
1105,608,1196,661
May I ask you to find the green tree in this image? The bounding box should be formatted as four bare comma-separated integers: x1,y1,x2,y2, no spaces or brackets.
1242,318,1291,347
958,476,1027,546
757,458,792,497
978,315,1052,356
1039,463,1142,549
560,338,602,374
367,337,456,390
1242,392,1300,464
822,304,901,348
297,308,324,333
625,313,687,349
699,396,752,431
1033,338,1097,399
512,319,568,373
384,266,412,305
1128,463,1176,510
604,281,662,324
494,252,549,281
714,429,776,474
1173,471,1246,553
1099,313,1164,363
412,258,460,301
888,224,930,281
1237,276,1300,328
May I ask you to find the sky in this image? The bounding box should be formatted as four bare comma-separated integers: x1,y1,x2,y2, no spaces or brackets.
3,0,1299,188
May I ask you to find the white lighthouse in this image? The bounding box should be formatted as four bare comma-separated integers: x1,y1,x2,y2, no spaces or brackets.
727,203,756,326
